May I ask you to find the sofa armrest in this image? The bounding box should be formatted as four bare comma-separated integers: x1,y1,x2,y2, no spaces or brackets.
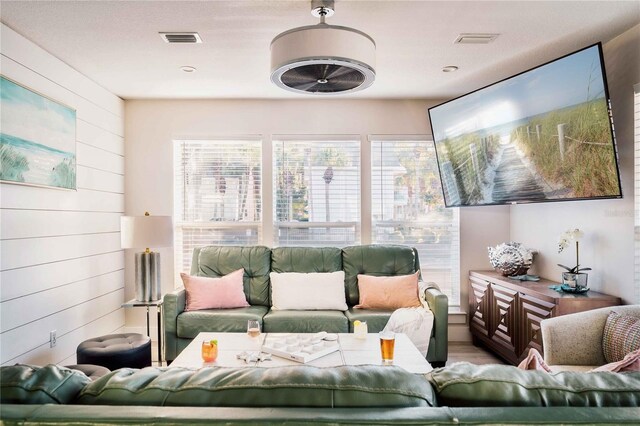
164,287,186,362
540,309,610,366
422,281,448,365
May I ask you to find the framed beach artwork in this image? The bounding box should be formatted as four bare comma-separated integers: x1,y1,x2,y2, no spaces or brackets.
1,76,77,190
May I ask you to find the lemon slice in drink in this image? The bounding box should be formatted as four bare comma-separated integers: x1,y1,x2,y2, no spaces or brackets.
210,339,218,346
353,320,361,326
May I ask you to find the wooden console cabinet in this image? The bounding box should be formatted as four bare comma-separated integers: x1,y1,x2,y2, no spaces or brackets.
469,270,621,365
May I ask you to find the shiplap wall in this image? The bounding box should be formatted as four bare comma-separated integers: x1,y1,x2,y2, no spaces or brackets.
0,23,125,366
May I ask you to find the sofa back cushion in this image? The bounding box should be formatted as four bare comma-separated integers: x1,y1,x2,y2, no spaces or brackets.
76,365,436,408
0,364,91,405
271,247,342,273
427,362,640,407
342,245,418,307
191,246,271,306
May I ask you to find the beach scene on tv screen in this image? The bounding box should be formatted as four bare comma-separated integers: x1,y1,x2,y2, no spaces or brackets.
430,45,620,207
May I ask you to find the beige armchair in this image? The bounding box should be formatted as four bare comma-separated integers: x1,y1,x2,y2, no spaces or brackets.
540,305,640,372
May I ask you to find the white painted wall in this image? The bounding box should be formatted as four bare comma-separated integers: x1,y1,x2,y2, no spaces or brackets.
511,25,640,305
124,99,510,340
0,23,125,366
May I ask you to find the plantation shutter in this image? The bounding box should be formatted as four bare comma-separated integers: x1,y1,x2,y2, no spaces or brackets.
635,84,640,303
371,138,460,305
273,137,361,246
173,139,262,277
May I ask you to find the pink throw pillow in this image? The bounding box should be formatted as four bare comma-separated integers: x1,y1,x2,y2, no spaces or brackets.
590,349,640,373
355,271,421,310
181,269,249,311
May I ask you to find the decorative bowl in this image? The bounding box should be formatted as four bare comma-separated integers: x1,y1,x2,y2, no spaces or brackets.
487,242,536,277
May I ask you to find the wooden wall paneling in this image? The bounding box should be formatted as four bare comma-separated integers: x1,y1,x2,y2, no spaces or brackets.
1,233,121,270
1,210,122,239
77,120,124,155
0,23,125,366
0,251,124,302
77,143,124,175
2,306,125,366
0,185,124,212
77,166,125,193
1,270,124,332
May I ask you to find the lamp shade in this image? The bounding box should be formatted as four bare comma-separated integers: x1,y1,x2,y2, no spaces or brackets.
121,215,173,249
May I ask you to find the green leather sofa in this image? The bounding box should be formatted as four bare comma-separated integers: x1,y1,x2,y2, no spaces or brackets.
1,363,639,425
164,244,449,366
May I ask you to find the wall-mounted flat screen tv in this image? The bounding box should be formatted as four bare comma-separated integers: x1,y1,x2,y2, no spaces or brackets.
428,43,622,207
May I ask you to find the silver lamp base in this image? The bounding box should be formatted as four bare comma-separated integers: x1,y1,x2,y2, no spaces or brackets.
135,251,162,302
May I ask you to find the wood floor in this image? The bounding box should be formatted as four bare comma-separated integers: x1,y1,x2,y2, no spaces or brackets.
446,342,506,366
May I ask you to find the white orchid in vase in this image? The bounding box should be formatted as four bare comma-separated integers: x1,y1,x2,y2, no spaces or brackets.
557,228,591,288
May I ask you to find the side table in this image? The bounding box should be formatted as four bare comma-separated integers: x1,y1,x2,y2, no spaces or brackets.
121,298,164,365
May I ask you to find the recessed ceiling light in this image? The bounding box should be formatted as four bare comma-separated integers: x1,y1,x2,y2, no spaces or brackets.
180,66,197,73
442,66,459,73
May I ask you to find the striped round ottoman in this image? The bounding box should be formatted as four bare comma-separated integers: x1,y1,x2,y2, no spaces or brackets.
76,333,151,370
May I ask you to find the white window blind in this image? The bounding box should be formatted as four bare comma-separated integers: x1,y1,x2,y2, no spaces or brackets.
634,84,640,304
273,137,361,246
173,139,262,276
371,138,460,305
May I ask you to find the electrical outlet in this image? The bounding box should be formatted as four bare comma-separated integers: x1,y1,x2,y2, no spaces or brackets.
50,330,57,348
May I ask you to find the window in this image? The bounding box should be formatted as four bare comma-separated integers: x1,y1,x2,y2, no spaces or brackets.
173,139,262,274
273,137,360,246
371,137,460,305
173,135,460,305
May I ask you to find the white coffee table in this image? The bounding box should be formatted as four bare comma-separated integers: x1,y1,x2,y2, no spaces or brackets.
171,332,432,374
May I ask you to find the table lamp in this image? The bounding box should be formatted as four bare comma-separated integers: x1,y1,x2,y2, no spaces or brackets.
121,212,173,302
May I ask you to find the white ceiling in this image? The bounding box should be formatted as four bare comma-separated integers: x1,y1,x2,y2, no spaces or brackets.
1,1,638,100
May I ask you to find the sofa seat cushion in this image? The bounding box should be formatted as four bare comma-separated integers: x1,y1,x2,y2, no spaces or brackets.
344,308,391,333
263,310,348,333
177,306,269,339
76,365,436,408
427,362,640,407
0,364,91,405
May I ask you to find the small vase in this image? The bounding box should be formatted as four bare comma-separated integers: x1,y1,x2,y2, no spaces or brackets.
561,272,588,289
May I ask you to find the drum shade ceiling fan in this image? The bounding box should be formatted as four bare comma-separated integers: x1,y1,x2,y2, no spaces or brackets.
270,0,376,95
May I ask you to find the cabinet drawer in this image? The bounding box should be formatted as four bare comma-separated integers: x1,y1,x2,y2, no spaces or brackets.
518,294,555,359
469,279,490,337
490,284,519,358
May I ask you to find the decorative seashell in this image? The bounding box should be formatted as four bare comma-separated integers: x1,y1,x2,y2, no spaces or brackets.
488,242,536,277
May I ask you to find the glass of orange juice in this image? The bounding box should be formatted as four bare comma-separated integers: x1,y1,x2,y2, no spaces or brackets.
201,339,218,363
379,331,395,365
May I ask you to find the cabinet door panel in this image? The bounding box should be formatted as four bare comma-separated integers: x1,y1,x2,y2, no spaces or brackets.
519,294,555,359
490,285,519,356
469,279,491,337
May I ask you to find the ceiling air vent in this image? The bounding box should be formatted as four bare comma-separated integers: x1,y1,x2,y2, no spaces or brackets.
454,33,499,44
159,32,202,44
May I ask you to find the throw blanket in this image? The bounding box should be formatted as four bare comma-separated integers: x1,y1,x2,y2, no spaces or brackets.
383,282,435,357
518,348,640,373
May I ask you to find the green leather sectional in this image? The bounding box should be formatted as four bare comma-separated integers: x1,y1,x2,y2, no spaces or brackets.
164,244,449,365
1,363,639,425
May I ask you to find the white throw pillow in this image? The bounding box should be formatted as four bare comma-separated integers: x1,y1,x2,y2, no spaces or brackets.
270,271,348,311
